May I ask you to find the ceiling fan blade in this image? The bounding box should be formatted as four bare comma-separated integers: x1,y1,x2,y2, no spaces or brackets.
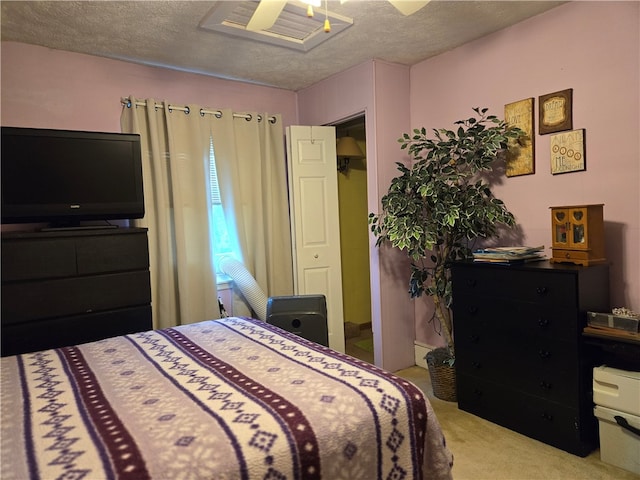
388,0,430,16
246,0,288,32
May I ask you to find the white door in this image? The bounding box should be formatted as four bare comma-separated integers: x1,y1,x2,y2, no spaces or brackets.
286,126,345,352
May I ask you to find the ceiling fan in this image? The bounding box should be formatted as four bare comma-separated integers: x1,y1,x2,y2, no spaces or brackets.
246,0,431,32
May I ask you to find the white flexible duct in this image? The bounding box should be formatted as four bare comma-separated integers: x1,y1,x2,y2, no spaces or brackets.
219,256,268,321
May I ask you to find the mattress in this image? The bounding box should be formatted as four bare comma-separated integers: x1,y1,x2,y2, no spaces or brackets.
1,316,453,479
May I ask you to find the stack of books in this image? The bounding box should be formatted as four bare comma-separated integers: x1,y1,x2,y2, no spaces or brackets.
472,245,546,264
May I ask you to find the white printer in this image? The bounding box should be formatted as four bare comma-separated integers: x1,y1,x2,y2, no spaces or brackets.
593,365,640,475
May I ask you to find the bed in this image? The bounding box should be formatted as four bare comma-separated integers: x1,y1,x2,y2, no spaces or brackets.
1,316,453,479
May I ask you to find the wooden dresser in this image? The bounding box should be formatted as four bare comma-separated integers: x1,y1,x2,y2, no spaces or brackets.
451,260,610,456
1,227,152,356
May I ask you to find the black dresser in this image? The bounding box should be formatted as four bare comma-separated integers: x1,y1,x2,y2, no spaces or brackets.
451,260,610,456
1,227,152,356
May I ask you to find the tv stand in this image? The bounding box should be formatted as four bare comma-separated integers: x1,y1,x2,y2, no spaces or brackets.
1,227,152,356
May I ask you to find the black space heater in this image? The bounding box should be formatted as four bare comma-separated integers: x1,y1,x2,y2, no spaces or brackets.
266,295,328,347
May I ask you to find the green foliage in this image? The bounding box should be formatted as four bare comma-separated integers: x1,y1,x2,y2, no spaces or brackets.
369,108,522,357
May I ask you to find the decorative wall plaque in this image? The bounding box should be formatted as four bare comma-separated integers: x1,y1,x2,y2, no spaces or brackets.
550,129,585,174
504,98,535,177
539,89,573,134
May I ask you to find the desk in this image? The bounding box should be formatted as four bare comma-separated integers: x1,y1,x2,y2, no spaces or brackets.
583,325,640,371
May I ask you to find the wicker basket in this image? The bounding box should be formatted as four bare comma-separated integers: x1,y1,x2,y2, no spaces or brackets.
425,347,457,402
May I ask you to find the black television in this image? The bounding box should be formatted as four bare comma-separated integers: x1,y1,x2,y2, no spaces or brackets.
1,126,144,227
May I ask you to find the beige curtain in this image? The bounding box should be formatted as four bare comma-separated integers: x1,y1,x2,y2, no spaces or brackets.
211,111,293,296
120,96,293,328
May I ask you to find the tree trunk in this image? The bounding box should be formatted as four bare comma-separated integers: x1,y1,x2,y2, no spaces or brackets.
432,294,454,357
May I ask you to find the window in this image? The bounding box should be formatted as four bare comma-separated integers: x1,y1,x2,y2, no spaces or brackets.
209,140,240,281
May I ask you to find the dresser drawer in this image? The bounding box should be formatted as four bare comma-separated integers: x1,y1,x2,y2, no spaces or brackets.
1,271,151,324
76,232,149,274
456,328,579,366
456,336,580,405
1,237,77,281
2,231,149,281
457,373,597,456
452,264,578,308
0,305,152,357
453,294,579,339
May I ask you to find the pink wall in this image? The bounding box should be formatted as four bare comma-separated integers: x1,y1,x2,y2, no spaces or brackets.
371,62,415,370
1,42,298,132
298,60,418,371
409,1,640,346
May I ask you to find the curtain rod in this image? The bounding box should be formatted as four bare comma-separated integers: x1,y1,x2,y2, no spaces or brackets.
120,98,277,124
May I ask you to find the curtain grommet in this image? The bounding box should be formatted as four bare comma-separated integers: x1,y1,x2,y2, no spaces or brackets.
245,114,252,122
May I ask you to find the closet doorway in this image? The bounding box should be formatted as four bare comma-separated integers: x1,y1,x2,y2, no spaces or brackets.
334,115,373,364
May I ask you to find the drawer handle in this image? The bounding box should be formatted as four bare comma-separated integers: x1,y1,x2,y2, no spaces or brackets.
467,306,478,315
539,381,552,391
473,388,483,397
536,286,548,295
538,318,550,328
465,279,477,287
472,361,482,369
541,412,554,421
470,334,480,343
538,349,551,359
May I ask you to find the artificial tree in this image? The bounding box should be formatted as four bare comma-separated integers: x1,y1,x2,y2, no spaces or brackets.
369,107,523,368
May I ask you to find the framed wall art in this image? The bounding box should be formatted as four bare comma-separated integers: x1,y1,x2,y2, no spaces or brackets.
504,97,535,177
550,129,585,174
539,88,573,134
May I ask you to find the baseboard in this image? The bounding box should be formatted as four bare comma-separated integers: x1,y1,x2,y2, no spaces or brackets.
414,341,439,370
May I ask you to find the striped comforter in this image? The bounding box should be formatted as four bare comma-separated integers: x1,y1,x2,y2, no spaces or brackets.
1,316,453,479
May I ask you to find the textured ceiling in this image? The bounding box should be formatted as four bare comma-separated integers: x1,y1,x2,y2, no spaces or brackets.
1,0,565,91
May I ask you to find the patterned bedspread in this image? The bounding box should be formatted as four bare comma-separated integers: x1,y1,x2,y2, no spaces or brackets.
1,317,453,480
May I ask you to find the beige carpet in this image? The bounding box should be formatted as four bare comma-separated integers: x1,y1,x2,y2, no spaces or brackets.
395,366,639,480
